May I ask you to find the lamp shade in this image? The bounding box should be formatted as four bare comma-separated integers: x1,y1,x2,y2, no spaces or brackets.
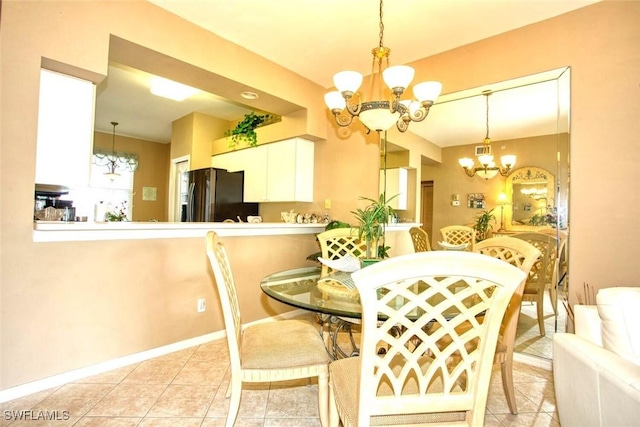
333,71,363,94
324,91,347,111
359,107,400,132
413,81,443,102
478,154,494,166
477,169,499,180
458,158,474,169
382,65,414,90
501,154,516,168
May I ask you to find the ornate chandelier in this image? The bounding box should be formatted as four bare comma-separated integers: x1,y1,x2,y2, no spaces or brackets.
93,121,138,180
458,91,516,180
324,0,442,133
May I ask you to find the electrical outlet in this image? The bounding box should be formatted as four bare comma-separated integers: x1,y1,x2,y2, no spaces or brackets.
197,298,206,313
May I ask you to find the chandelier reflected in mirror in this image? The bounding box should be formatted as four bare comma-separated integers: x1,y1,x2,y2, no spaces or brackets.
458,90,516,180
93,121,138,180
324,0,442,133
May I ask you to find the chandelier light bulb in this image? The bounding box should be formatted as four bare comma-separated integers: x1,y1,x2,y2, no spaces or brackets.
413,81,443,103
382,65,415,93
324,91,347,111
333,71,363,95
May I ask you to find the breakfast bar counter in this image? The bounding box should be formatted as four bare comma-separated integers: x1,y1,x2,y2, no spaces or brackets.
32,221,419,243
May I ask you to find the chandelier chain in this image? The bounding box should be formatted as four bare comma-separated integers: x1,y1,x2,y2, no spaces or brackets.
485,94,490,140
378,0,384,48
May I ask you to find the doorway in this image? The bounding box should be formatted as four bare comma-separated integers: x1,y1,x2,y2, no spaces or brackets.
169,157,190,222
420,181,434,245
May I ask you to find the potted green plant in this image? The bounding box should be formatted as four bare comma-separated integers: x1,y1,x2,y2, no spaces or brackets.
351,194,397,261
473,208,496,242
225,112,272,148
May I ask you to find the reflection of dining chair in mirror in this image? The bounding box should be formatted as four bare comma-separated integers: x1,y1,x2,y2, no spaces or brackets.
328,251,525,426
205,231,330,427
473,237,541,414
512,232,559,336
539,228,569,292
409,226,431,252
426,237,540,414
440,225,476,251
316,228,367,276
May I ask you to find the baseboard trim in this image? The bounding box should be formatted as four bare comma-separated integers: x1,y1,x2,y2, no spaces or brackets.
514,351,553,371
0,309,307,403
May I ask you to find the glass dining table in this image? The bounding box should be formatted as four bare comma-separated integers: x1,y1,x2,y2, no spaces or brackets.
261,265,482,360
260,266,364,359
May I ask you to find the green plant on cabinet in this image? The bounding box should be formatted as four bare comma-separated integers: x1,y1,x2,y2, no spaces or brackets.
225,112,272,148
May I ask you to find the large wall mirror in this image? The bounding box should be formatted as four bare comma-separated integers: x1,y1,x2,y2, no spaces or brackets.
387,67,571,361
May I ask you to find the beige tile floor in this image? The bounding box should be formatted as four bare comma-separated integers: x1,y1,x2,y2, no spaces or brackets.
1,329,560,427
515,290,568,359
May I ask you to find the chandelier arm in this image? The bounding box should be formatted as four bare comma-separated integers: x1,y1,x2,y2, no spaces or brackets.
333,111,355,128
396,118,408,133
462,167,476,178
345,93,362,116
499,167,512,177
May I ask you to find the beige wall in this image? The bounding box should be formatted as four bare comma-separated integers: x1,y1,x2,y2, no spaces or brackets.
93,131,170,222
1,0,639,391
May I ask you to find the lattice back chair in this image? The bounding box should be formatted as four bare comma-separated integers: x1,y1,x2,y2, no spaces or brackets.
328,251,525,427
472,236,541,414
539,228,569,292
440,225,476,251
206,231,330,427
512,232,558,336
317,228,367,276
409,226,432,252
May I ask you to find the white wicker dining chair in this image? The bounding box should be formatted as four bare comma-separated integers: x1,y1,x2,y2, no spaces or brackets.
512,232,559,336
328,251,525,427
440,225,476,251
409,226,432,252
316,227,367,276
472,236,541,414
206,231,330,427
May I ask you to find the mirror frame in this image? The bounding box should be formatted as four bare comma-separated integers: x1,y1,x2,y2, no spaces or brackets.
505,166,556,231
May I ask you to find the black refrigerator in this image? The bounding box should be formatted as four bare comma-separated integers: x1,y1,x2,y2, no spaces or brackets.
182,167,258,222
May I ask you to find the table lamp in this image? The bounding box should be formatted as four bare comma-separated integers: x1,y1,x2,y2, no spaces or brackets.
497,192,508,231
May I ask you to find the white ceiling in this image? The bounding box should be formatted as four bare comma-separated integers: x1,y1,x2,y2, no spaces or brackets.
95,0,598,145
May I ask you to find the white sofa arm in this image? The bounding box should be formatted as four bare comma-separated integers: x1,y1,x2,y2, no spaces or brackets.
554,333,640,427
554,333,604,427
574,304,602,346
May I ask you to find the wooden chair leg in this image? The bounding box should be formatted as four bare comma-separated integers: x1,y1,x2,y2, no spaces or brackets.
536,290,546,336
318,371,329,427
224,380,242,427
501,356,518,414
329,384,340,427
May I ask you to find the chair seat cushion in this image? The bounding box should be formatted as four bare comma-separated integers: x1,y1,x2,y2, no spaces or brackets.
597,287,640,366
242,319,330,369
330,355,466,426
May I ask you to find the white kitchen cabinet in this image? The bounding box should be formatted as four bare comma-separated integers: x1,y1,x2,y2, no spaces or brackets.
35,69,95,187
210,148,246,173
211,138,314,202
380,167,408,210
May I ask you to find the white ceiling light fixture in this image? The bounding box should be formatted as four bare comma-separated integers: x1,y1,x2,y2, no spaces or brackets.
241,91,259,100
324,0,442,134
150,77,200,101
458,90,516,180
